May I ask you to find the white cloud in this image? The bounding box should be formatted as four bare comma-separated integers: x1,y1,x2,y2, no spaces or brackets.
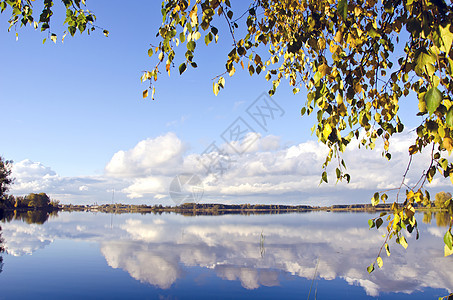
122,176,167,199
105,132,186,177
8,131,453,205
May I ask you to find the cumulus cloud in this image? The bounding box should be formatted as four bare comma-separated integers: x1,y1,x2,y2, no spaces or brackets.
105,132,186,177
9,131,452,204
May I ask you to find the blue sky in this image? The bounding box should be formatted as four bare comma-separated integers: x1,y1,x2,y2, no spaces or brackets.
0,1,448,205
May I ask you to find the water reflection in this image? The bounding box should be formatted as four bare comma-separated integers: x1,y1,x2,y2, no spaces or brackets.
422,211,452,227
1,211,452,297
1,209,57,224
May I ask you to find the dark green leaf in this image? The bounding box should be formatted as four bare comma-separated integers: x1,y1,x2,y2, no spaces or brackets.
376,218,383,229
338,0,348,20
301,107,306,116
237,46,246,56
179,63,187,75
322,171,328,183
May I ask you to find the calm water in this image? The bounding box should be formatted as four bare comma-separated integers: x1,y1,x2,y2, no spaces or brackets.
0,211,451,299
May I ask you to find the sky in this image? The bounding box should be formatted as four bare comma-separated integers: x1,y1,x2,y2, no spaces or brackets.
0,0,450,205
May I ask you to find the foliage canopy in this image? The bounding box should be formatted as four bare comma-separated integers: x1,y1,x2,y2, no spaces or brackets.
2,0,453,270
143,0,453,269
0,156,13,201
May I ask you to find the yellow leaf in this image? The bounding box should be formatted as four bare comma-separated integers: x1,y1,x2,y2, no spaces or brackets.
385,243,391,256
219,77,225,88
377,256,383,268
318,63,331,78
189,6,198,25
323,123,332,140
334,30,343,43
443,137,453,152
445,244,453,256
213,82,219,96
399,236,408,249
406,190,415,199
229,65,235,76
143,89,148,99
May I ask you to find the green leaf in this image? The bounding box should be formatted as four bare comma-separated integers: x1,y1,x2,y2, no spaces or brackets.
415,48,436,76
179,63,187,75
439,24,453,54
204,32,213,46
444,231,453,250
187,41,196,51
425,87,442,115
446,107,453,127
68,26,76,36
301,107,306,116
367,263,375,273
338,0,348,20
368,219,375,229
147,48,153,57
377,256,383,268
322,171,328,183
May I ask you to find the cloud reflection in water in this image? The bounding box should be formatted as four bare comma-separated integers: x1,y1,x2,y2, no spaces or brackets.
2,212,452,296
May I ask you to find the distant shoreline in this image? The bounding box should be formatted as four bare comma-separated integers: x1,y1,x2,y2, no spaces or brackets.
4,203,447,215
1,203,449,218
53,203,449,215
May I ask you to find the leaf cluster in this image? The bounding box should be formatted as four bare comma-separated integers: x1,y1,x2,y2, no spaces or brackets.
146,0,453,269
0,0,106,43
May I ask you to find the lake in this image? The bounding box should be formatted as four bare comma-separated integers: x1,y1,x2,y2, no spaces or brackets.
0,210,451,299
